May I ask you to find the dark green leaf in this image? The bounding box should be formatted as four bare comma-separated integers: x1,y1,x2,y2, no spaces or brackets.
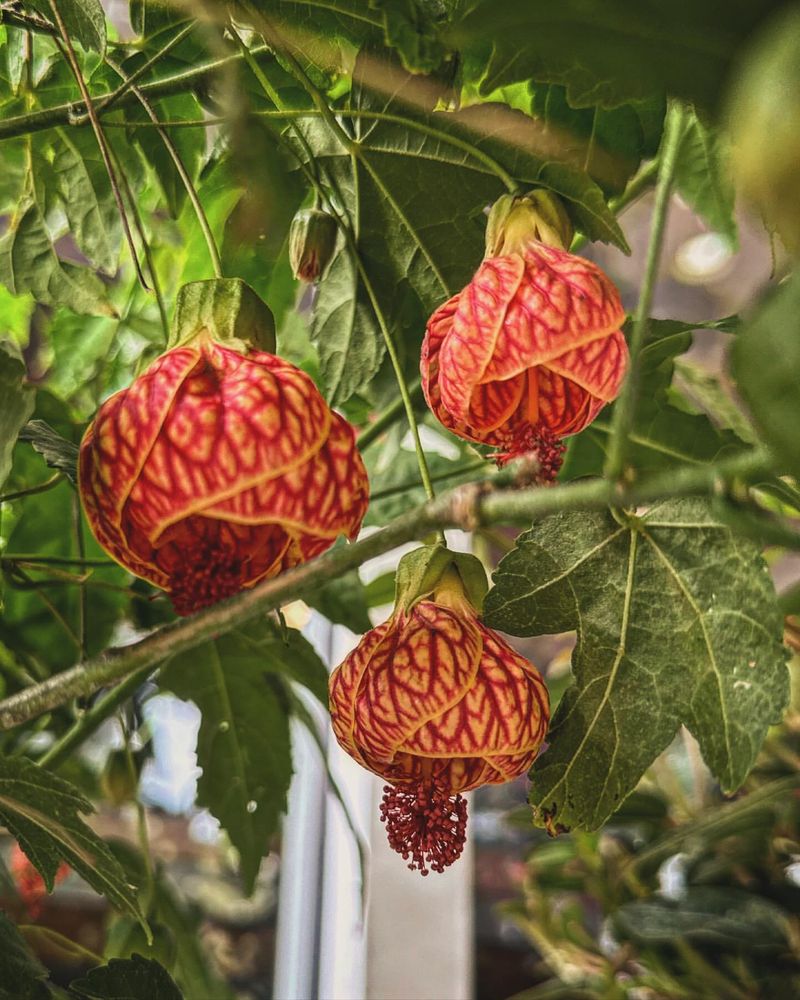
0,340,35,492
0,198,115,317
483,499,788,832
307,569,372,633
733,273,800,477
129,0,186,37
52,128,121,274
69,955,182,1000
447,0,785,111
29,0,106,54
0,910,51,1000
18,420,78,484
126,93,204,218
673,109,737,246
0,756,145,928
374,0,449,73
160,619,316,892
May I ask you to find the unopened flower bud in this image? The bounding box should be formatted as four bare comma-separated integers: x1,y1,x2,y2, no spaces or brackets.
289,208,338,282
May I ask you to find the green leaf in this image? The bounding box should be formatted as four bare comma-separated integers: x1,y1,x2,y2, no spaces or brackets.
0,340,35,493
29,0,106,54
374,0,448,73
160,619,325,892
562,318,745,479
673,109,737,246
733,273,800,477
70,955,182,1000
52,128,121,274
673,356,756,444
0,756,146,929
469,82,665,196
307,568,372,633
129,0,186,37
0,198,115,318
613,888,791,954
483,499,788,832
0,911,51,1000
447,0,785,111
126,93,204,218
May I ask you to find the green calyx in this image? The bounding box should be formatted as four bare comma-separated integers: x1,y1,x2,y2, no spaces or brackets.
169,278,276,353
485,189,574,257
394,544,488,615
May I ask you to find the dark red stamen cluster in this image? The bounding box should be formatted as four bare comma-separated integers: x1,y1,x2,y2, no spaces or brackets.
380,779,468,876
495,424,566,482
169,541,246,616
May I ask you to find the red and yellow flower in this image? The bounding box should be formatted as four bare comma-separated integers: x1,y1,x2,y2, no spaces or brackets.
80,282,369,616
421,191,628,476
329,546,549,874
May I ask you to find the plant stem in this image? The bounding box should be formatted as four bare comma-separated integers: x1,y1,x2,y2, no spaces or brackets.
0,473,63,504
38,665,154,769
120,714,155,909
104,54,224,279
0,445,773,730
46,0,150,289
604,103,687,483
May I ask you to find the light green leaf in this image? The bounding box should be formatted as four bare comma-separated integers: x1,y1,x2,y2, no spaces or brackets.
0,340,35,493
0,756,146,930
484,499,788,832
70,955,182,1000
0,911,51,1000
733,273,800,477
0,198,115,317
447,0,785,111
52,128,121,273
674,109,737,246
160,619,327,892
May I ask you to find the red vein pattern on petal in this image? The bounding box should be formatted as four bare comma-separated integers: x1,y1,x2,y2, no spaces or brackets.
478,243,625,385
354,601,483,765
437,255,525,422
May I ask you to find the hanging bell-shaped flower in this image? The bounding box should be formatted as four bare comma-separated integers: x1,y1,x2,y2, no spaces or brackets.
79,279,369,615
329,545,549,875
421,190,628,477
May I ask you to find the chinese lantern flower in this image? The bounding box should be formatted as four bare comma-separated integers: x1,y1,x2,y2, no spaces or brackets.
329,546,549,875
10,843,69,919
421,191,628,477
79,279,369,616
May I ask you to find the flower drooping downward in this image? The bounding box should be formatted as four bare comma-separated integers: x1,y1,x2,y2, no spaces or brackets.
80,280,369,615
329,546,549,875
421,191,628,478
